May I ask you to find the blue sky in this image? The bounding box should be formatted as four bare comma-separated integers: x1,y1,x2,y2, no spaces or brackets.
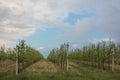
0,0,120,57
64,12,94,25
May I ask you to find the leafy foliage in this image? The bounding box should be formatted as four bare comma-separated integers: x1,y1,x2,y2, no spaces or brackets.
47,43,69,71
48,40,120,72
0,40,44,73
69,40,120,71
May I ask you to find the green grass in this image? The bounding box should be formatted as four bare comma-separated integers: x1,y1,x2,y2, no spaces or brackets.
0,72,80,80
70,63,120,80
0,62,120,80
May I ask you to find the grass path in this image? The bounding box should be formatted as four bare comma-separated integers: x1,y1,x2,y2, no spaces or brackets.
0,60,15,72
0,60,120,80
25,60,59,72
70,62,120,80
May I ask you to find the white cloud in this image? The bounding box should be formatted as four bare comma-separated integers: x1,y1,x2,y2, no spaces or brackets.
0,0,69,40
0,0,120,48
37,47,45,51
62,17,94,40
59,0,120,43
0,39,16,48
0,21,36,39
71,43,79,48
92,38,116,44
95,0,120,41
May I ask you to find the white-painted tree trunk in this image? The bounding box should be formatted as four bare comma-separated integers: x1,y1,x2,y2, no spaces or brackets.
112,48,114,72
66,42,69,72
16,50,18,75
67,52,68,72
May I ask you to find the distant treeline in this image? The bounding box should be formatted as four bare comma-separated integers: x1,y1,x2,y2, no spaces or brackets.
47,43,69,71
0,40,44,72
48,40,120,71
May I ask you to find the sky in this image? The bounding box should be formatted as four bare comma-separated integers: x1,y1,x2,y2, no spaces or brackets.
0,0,120,57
